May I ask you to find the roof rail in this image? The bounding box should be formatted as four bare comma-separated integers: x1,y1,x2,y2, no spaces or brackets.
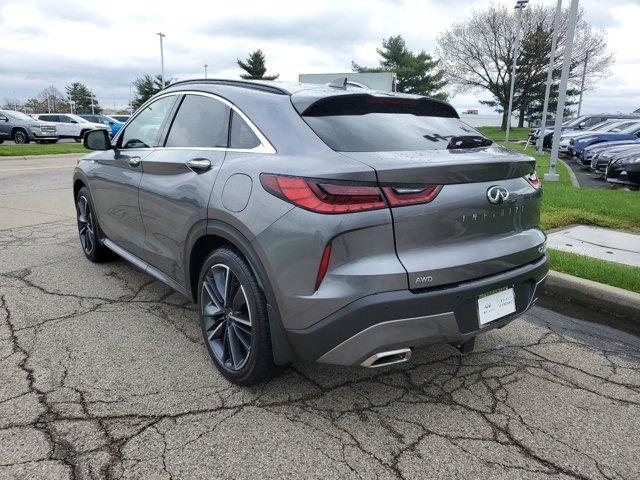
163,78,289,95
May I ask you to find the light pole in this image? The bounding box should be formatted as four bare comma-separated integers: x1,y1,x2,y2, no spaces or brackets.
536,0,562,154
545,0,580,182
505,0,529,143
156,32,166,88
577,50,589,116
204,64,208,79
90,93,95,115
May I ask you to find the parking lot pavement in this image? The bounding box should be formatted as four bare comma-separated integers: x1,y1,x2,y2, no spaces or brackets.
1,157,640,480
563,158,609,188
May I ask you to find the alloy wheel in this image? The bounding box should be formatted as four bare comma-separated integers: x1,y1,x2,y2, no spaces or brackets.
201,264,253,372
77,196,95,254
14,131,27,144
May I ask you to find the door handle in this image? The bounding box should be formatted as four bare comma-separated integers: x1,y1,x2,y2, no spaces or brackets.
127,157,141,167
186,158,211,173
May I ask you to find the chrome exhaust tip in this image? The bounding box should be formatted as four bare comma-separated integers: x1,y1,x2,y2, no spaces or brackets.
360,348,412,368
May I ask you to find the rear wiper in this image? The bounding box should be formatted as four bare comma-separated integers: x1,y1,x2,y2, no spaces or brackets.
446,135,493,150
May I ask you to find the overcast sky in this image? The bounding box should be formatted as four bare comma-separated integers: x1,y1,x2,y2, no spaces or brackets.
1,0,639,114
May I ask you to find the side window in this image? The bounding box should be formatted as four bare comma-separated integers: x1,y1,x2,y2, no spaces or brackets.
60,116,73,123
229,111,261,149
120,96,176,149
165,95,230,148
41,115,58,122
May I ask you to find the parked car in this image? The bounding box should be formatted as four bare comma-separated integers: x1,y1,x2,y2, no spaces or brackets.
559,120,639,153
79,114,124,136
33,113,108,142
74,79,547,385
590,145,640,174
568,122,640,157
538,114,640,148
579,139,640,165
111,115,131,123
0,109,58,144
606,152,640,189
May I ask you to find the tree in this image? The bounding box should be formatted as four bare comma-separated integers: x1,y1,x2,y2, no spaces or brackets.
131,74,173,110
23,98,44,113
2,98,21,111
353,35,448,100
437,4,613,129
237,50,279,80
65,82,101,114
38,86,69,113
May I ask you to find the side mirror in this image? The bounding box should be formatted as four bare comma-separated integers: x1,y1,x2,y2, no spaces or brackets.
83,129,112,151
71,120,78,124
578,121,587,129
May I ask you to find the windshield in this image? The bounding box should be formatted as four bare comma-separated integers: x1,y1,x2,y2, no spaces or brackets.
69,114,89,123
621,122,640,133
4,111,34,122
587,120,617,131
563,116,586,127
103,115,121,123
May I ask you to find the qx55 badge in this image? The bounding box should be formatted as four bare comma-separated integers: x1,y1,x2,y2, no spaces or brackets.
486,185,510,205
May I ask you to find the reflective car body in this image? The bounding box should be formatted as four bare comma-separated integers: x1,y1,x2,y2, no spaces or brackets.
73,79,547,372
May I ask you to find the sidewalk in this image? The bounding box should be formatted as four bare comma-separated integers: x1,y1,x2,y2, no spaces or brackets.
547,225,640,268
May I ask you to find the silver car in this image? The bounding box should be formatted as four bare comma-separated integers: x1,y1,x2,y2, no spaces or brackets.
0,109,58,144
74,79,548,385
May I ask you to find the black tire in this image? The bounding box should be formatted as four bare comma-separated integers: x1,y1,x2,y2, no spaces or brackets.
0,139,5,144
198,247,276,385
76,129,90,142
12,129,29,144
75,187,112,262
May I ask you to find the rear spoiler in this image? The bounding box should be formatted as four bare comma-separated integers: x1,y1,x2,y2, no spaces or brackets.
293,93,459,119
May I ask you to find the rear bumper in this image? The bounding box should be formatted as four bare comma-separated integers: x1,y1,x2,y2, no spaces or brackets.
286,255,549,366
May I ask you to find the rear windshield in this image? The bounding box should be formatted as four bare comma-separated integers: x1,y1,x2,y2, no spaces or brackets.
300,95,486,152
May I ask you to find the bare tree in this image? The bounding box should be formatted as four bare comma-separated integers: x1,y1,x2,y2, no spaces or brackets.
37,86,70,113
437,3,613,129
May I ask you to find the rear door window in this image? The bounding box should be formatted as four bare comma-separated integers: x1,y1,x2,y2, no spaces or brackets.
165,94,230,148
229,111,260,149
299,95,484,152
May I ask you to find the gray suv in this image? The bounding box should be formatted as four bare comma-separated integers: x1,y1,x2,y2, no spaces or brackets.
0,109,58,144
74,79,548,385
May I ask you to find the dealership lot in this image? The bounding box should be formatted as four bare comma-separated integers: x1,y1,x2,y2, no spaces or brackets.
1,155,640,479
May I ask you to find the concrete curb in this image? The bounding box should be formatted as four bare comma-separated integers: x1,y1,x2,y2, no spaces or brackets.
558,158,580,187
542,270,640,322
0,153,85,161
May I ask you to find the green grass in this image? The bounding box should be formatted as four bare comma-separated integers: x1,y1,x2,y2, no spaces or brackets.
491,141,640,233
478,126,530,142
549,249,640,294
0,143,88,156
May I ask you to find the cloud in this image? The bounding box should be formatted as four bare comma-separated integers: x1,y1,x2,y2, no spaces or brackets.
0,0,638,114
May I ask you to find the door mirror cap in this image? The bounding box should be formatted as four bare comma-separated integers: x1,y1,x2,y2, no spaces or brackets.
83,129,112,151
578,121,587,129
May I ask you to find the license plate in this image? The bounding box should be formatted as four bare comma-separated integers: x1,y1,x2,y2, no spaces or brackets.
477,287,516,326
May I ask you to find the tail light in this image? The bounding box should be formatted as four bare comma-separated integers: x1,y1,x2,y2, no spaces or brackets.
382,185,442,207
261,173,443,213
260,174,386,213
525,172,541,189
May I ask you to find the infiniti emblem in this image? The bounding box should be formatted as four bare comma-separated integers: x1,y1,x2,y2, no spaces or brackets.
487,185,509,204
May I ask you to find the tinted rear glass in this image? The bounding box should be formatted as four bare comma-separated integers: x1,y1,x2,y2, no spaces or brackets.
300,95,484,152
165,94,230,148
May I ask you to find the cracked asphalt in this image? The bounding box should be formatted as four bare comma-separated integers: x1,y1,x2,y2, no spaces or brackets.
1,154,640,480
